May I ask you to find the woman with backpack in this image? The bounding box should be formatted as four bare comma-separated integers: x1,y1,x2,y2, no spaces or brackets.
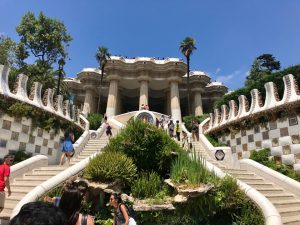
109,193,137,225
60,129,75,165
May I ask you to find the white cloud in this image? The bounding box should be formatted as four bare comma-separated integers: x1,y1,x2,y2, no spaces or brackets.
216,70,241,83
215,68,221,74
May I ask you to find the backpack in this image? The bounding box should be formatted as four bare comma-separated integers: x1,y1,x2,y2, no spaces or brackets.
127,206,137,221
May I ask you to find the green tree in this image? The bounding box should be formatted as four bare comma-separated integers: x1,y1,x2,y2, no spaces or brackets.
0,35,16,66
95,46,110,113
56,57,65,95
257,54,281,72
179,37,197,115
16,11,72,89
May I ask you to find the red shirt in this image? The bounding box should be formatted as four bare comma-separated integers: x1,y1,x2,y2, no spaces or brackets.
0,164,10,191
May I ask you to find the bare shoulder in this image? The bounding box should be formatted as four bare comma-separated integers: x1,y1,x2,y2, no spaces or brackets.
87,215,95,225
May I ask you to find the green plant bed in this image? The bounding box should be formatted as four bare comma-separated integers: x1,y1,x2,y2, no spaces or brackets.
104,118,182,177
0,95,83,136
182,114,209,132
250,148,300,182
205,134,227,147
84,151,137,186
87,113,103,130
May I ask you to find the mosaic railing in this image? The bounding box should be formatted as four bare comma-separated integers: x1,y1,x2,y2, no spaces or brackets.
204,74,300,133
0,65,88,130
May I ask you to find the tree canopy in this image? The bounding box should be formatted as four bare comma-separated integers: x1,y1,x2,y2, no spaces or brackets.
16,12,72,66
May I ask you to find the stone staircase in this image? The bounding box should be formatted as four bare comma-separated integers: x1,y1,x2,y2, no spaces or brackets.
192,141,300,225
0,134,110,221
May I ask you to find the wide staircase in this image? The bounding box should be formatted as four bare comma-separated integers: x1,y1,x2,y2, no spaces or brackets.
192,141,300,225
0,134,111,221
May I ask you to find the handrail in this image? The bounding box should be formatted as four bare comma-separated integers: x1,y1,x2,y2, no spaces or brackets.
10,151,99,219
10,155,48,180
240,159,300,197
204,160,282,225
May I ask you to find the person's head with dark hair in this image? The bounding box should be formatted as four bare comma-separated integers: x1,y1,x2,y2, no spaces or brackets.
109,193,123,208
59,188,83,225
3,154,14,165
64,129,70,138
9,201,66,225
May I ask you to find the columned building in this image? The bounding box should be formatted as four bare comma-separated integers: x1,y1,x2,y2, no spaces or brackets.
65,56,227,120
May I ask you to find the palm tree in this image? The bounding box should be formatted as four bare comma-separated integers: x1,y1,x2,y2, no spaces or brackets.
179,37,197,115
95,46,110,114
56,57,65,95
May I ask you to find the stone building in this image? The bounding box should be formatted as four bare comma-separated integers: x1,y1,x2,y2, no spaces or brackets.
65,56,227,121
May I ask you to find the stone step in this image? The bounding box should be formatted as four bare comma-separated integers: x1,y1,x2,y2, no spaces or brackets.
3,202,16,210
15,177,48,182
242,182,274,188
282,215,300,225
23,174,55,179
264,193,295,201
225,171,255,176
31,170,60,175
278,207,300,217
236,177,264,182
256,187,285,194
10,186,34,192
35,166,67,171
12,179,44,186
272,199,300,209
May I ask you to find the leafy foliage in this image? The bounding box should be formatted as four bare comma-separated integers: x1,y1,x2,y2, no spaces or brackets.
170,151,216,185
12,150,32,164
206,134,227,147
250,149,300,182
87,113,103,130
104,119,181,177
182,114,209,131
131,172,166,199
0,35,16,66
84,151,137,186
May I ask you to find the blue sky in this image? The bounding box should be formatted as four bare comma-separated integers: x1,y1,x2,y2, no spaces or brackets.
1,0,300,90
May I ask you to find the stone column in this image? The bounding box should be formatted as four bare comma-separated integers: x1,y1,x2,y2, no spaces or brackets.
169,77,182,122
82,87,94,114
139,80,148,107
194,88,203,116
106,75,120,118
138,75,150,108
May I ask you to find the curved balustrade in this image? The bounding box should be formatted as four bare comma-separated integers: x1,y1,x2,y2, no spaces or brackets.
0,65,86,130
204,74,300,133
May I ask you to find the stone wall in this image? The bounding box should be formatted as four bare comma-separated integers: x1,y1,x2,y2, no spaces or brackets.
0,112,64,164
0,65,88,164
203,73,300,172
218,114,300,167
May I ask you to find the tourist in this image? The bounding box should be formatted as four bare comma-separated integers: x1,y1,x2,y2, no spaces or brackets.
59,188,94,225
181,131,188,149
109,193,136,225
145,104,149,110
168,119,174,138
106,122,113,139
159,115,165,129
191,121,199,142
175,120,181,141
9,201,67,225
0,154,14,213
140,104,145,110
102,113,108,123
60,129,75,165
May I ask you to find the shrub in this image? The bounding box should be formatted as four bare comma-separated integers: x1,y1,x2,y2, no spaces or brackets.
170,151,216,185
104,119,181,177
249,148,270,164
87,113,103,130
12,150,32,164
84,151,137,186
182,114,209,131
206,134,227,147
131,172,165,199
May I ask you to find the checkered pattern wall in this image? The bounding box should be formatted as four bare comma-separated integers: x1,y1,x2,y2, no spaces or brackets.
0,112,64,164
218,115,300,167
